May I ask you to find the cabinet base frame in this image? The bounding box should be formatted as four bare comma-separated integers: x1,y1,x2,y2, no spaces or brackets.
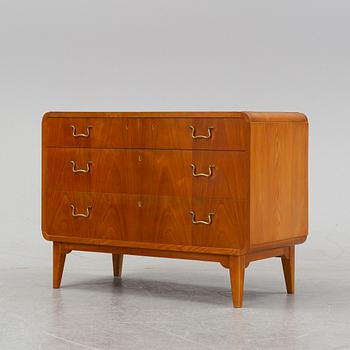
52,241,296,308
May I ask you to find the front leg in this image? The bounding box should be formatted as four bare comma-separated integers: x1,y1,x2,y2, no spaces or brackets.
229,255,245,308
53,242,67,288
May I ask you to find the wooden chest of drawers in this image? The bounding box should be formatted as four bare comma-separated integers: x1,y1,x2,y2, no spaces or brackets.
42,111,308,307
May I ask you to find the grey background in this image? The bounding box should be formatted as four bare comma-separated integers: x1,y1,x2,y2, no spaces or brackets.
0,1,349,349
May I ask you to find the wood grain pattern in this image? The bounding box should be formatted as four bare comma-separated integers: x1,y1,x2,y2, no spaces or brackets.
44,148,249,199
42,111,308,308
44,191,247,249
43,116,248,150
249,121,308,246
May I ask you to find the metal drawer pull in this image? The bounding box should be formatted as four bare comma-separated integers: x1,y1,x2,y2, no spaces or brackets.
70,161,93,174
189,125,213,139
70,205,92,218
71,125,93,138
190,164,214,177
189,211,214,225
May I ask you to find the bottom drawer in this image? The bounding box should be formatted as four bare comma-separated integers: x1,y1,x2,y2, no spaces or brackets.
43,192,247,249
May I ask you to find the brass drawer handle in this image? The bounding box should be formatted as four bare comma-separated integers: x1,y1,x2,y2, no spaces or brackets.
70,204,92,218
70,161,93,174
190,164,214,177
189,211,214,225
71,125,93,138
189,125,213,139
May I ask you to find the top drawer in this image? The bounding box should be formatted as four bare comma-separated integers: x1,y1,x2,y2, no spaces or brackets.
42,116,248,150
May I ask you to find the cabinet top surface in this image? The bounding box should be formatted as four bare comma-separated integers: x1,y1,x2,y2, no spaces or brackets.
43,111,308,123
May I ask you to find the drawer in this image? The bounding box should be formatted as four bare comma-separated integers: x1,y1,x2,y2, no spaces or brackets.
43,117,248,150
43,192,247,249
44,148,249,199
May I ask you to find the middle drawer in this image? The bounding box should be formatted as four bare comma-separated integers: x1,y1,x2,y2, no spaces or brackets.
45,148,248,200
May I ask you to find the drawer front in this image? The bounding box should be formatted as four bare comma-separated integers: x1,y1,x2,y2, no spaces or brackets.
43,117,248,150
43,192,247,249
44,148,249,199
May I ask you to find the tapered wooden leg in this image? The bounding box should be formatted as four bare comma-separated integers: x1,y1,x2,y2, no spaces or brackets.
112,254,123,277
53,242,66,289
281,246,295,294
229,255,245,308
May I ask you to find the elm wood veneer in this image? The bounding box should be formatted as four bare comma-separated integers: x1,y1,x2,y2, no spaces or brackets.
44,116,247,150
42,111,308,307
44,148,249,199
45,192,247,249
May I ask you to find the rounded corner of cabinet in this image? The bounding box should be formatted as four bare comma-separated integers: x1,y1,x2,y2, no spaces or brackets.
297,112,309,124
41,230,52,242
42,111,56,127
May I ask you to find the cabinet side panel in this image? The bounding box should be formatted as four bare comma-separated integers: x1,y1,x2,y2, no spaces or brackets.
41,116,48,237
250,122,308,246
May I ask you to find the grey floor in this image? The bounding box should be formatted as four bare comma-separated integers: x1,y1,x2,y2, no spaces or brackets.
1,234,349,350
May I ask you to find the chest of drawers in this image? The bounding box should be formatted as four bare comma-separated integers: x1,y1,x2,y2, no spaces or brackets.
42,111,308,307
